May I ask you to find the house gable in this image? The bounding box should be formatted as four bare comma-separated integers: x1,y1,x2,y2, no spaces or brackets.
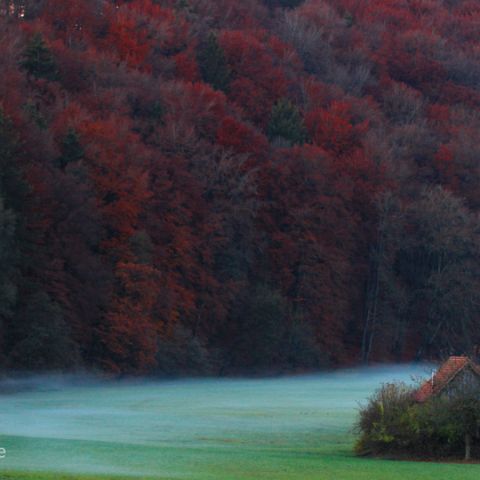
413,356,480,403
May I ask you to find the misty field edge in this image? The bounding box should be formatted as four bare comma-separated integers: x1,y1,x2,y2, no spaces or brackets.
2,369,480,480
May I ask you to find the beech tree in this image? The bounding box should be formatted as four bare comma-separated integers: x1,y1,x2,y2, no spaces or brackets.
364,187,480,361
401,187,480,358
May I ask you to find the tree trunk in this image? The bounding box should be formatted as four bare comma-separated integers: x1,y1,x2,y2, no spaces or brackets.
361,223,384,363
465,433,472,461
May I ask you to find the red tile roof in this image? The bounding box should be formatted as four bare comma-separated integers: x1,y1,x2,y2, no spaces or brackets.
413,356,480,403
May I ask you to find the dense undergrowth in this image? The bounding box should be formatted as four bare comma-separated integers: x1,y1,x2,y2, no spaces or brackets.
355,383,480,460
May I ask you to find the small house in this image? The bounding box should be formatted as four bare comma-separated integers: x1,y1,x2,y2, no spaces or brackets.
413,356,480,403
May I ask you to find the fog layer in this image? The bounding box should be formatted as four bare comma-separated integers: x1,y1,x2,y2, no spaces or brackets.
0,365,431,477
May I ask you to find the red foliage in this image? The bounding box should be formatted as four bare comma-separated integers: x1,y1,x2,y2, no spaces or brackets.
107,9,152,68
1,0,479,373
306,101,369,156
219,30,289,126
101,262,161,373
257,145,361,358
77,118,150,257
174,46,200,82
216,116,268,157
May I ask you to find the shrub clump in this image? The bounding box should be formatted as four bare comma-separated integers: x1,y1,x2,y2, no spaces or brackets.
355,382,480,460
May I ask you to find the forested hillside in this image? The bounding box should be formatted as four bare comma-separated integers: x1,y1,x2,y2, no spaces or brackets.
0,0,479,375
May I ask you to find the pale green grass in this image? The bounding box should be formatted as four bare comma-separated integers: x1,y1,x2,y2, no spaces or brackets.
1,366,479,479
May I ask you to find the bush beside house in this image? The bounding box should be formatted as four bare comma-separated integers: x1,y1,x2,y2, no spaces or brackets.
355,357,480,460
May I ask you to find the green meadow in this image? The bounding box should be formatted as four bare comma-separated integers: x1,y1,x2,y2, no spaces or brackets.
1,367,479,480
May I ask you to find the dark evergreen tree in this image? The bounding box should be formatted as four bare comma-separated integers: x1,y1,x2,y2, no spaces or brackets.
174,0,192,12
263,0,304,9
0,196,18,369
267,98,307,146
230,285,287,370
0,110,27,210
197,33,231,92
8,292,80,370
0,110,25,369
20,33,58,81
57,129,84,169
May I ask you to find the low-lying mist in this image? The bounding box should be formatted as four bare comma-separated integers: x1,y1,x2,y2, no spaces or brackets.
0,364,434,477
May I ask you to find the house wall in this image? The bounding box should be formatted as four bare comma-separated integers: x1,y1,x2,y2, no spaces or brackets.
441,368,480,399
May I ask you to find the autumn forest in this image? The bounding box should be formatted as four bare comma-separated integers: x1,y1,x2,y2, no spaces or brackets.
0,0,479,375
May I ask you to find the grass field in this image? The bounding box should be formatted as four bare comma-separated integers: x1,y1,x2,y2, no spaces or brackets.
1,366,479,480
